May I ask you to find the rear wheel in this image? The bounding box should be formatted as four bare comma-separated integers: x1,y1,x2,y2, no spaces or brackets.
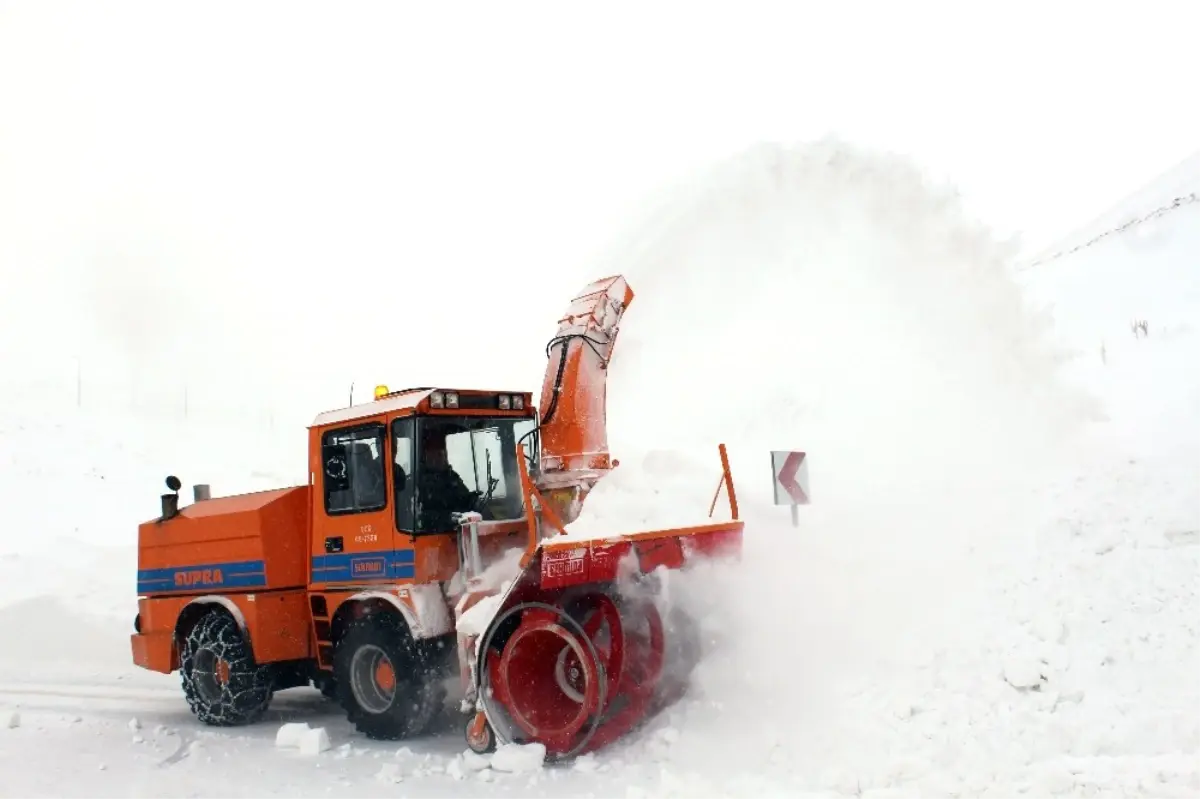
333,613,444,740
179,610,273,726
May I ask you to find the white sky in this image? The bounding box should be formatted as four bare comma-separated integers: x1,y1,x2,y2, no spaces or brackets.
1,1,1198,422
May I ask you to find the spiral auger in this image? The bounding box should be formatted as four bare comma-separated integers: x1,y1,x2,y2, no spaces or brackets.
473,586,675,761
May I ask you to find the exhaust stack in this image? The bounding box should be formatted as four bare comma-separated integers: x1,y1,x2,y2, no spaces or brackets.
158,475,183,523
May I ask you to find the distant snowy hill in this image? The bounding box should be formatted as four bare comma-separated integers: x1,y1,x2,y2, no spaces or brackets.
1024,148,1200,268
1015,148,1200,460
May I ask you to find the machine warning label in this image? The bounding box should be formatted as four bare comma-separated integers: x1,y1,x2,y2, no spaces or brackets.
542,548,586,580
350,556,387,578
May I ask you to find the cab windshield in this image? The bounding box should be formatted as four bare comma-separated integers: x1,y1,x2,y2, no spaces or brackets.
394,415,537,534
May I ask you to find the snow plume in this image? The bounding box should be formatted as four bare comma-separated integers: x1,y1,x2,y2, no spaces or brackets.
574,139,1098,772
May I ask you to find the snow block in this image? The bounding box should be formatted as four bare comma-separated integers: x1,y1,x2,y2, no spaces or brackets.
274,721,331,755
298,726,331,756
490,742,546,773
462,750,491,771
275,722,311,748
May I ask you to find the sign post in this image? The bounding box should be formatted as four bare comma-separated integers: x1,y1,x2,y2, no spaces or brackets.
770,450,810,527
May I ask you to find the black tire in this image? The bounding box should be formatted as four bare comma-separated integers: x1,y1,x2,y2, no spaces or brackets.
317,676,339,701
179,610,273,726
465,714,497,755
333,612,444,740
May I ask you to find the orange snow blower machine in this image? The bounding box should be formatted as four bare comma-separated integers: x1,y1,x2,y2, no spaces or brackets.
130,275,743,760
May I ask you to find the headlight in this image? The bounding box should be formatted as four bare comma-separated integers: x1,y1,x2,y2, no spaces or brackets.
445,392,459,408
430,391,444,408
498,395,511,410
512,395,525,410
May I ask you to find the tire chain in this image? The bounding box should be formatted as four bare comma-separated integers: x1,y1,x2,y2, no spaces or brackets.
180,612,272,726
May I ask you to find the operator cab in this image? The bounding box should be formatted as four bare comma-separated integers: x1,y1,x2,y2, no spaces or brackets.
313,388,538,549
406,413,536,533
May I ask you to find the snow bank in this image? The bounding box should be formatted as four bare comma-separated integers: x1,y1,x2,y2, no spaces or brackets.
564,448,730,539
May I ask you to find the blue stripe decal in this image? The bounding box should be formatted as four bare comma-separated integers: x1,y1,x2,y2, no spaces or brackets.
311,549,415,583
136,559,267,594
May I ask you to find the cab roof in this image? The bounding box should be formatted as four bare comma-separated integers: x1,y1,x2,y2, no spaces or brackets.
310,387,533,428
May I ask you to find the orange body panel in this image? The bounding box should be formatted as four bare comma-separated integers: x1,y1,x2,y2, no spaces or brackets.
136,486,310,596
130,628,174,672
413,534,460,584
475,520,527,566
539,521,743,554
537,276,633,476
131,589,312,673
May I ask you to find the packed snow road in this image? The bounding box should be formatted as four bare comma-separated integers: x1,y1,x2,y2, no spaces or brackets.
0,441,1196,798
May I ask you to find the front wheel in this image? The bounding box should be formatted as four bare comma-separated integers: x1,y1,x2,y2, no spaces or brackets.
333,613,444,740
465,712,496,754
314,674,338,700
179,610,273,726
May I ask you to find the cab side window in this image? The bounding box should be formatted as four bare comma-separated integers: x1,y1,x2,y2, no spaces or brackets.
391,417,415,532
322,423,387,515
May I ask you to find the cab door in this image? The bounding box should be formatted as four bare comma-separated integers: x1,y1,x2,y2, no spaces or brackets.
310,420,397,589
